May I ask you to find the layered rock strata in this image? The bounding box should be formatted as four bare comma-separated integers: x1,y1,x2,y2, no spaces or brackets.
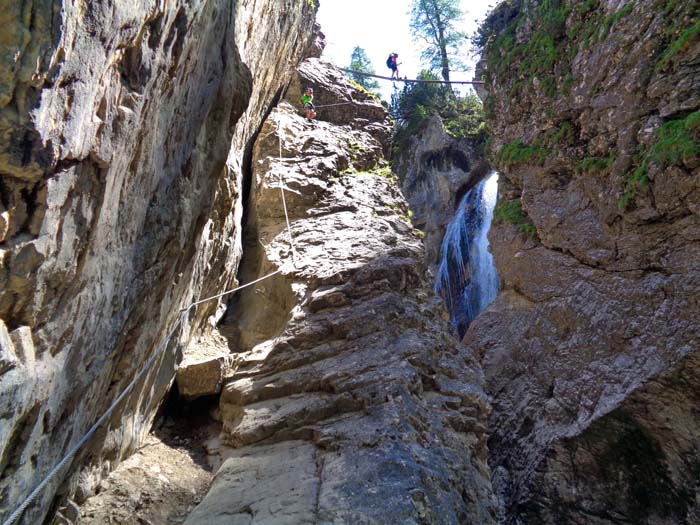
0,1,316,522
468,0,700,523
185,60,498,524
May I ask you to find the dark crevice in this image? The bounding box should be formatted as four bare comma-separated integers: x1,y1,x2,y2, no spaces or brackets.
0,178,10,209
147,12,165,50
20,130,35,166
153,383,219,471
18,182,43,235
421,145,472,174
241,85,285,207
0,403,42,483
164,7,188,80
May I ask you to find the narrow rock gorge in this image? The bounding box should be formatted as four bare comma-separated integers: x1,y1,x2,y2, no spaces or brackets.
469,0,700,523
2,0,699,524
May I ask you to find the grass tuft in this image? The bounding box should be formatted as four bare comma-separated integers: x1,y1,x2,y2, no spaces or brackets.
496,141,550,167
493,199,538,236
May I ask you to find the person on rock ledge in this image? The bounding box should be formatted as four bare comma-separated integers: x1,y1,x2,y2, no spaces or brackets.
299,87,316,121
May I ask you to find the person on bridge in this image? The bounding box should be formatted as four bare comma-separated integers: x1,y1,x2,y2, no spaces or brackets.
299,87,316,120
386,53,401,80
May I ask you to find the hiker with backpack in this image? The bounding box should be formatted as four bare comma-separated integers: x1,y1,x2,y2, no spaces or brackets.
299,87,316,120
386,53,401,80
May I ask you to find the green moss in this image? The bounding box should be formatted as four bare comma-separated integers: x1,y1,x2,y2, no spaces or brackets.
575,0,598,15
478,1,569,81
568,0,601,47
513,0,568,79
664,0,679,16
599,1,636,40
521,34,558,75
651,111,700,166
493,199,537,236
619,160,649,209
657,19,700,70
688,111,700,129
577,152,614,174
561,73,576,95
540,76,557,98
616,109,700,209
495,141,550,167
477,0,642,105
342,164,396,184
347,78,381,102
478,0,588,103
549,120,575,146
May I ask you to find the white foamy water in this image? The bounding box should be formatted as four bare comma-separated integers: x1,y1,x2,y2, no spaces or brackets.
434,172,499,335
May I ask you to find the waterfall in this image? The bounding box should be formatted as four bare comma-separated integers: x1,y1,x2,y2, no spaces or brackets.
435,172,499,337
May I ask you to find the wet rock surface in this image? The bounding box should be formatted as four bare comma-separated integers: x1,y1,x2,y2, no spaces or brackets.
469,0,700,523
0,0,316,522
185,60,498,524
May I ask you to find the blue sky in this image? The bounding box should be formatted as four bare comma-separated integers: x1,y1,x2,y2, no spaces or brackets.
316,0,495,100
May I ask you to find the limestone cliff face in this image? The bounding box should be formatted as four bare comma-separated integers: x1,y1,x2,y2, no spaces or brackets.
185,59,498,524
468,0,700,523
397,115,490,272
0,1,316,522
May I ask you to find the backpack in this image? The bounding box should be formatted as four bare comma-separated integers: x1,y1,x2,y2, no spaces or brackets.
386,55,394,68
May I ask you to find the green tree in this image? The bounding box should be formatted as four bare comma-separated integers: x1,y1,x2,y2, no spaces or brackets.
346,46,380,94
410,0,468,84
391,70,485,160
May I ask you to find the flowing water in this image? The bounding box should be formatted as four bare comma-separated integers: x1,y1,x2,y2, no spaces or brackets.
434,172,499,337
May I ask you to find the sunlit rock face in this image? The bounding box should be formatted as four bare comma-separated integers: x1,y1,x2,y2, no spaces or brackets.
185,60,498,525
467,0,700,523
0,0,316,521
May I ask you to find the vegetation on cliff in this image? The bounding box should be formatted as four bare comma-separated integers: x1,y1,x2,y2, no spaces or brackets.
390,74,486,160
473,0,638,98
493,198,536,235
477,0,700,209
621,110,700,207
470,1,700,522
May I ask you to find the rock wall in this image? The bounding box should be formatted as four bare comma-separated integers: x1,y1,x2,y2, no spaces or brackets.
469,0,700,523
0,1,316,522
184,59,498,524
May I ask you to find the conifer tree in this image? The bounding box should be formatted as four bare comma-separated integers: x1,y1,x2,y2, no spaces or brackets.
346,46,380,94
410,0,467,84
